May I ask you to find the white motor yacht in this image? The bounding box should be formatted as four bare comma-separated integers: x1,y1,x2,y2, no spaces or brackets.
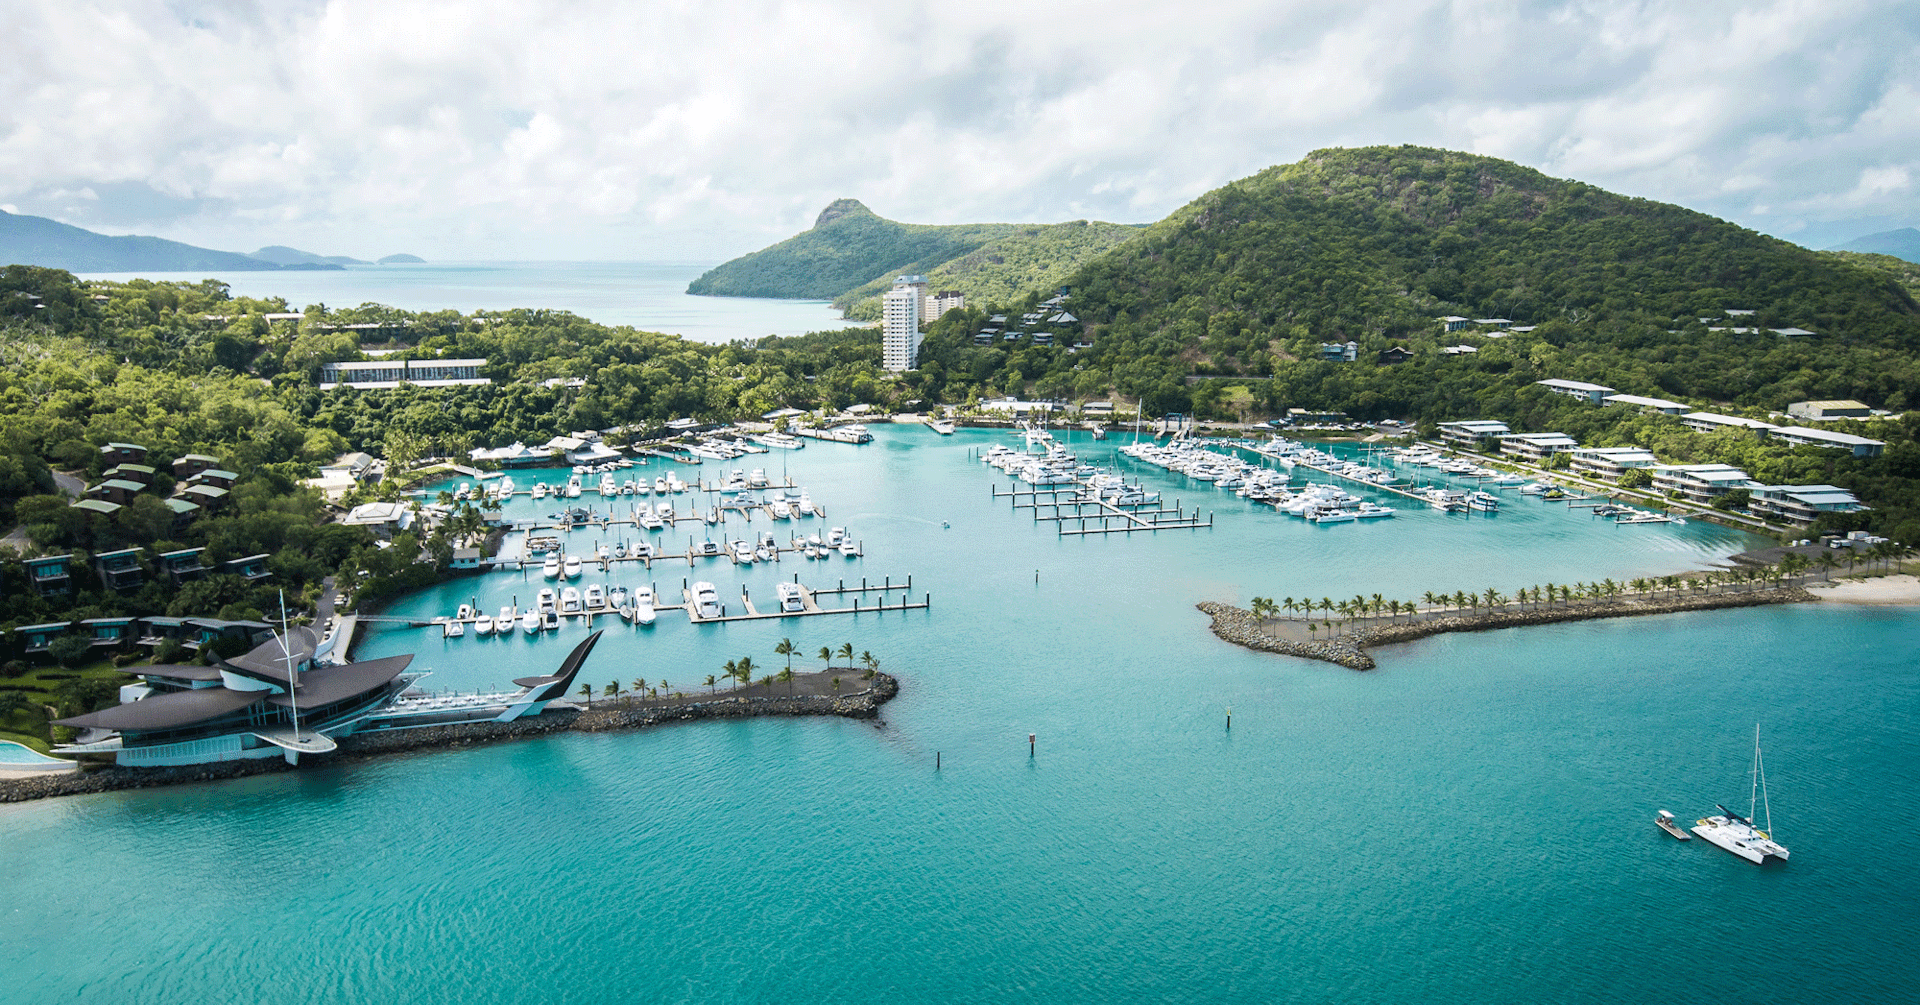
497,604,515,627
839,539,858,557
563,555,583,579
520,609,542,635
692,581,721,619
608,585,628,610
929,418,956,435
731,540,755,564
532,482,549,500
769,499,792,520
442,619,465,638
473,615,495,636
796,492,815,516
565,475,582,498
541,609,560,631
537,587,556,611
542,555,562,579
775,582,806,613
560,587,583,615
826,527,846,547
631,541,655,560
633,585,657,626
599,474,617,496
584,584,606,610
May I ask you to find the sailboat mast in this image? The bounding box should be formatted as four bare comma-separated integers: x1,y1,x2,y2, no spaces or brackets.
1749,723,1760,822
1759,728,1774,835
281,590,300,737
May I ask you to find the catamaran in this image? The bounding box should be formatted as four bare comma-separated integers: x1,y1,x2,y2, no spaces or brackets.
1692,725,1790,864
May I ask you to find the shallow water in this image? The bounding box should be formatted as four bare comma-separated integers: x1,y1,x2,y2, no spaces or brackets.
6,427,1915,1003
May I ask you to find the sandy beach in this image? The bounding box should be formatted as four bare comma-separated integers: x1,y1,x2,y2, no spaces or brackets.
1806,574,1920,606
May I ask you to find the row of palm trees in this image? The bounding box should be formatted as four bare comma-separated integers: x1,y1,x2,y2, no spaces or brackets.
574,636,883,707
1245,544,1910,639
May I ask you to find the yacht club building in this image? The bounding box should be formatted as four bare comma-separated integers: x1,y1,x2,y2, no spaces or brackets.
1437,420,1511,449
1537,379,1617,404
320,358,491,390
1649,464,1756,503
1498,432,1580,462
1767,426,1886,457
1747,484,1868,526
1570,447,1660,479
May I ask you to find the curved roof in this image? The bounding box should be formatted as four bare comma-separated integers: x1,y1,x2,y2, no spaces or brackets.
511,630,602,699
267,655,412,708
139,664,224,683
223,627,320,685
55,688,264,731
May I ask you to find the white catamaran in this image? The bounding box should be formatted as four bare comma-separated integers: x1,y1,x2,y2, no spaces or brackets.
1691,725,1790,865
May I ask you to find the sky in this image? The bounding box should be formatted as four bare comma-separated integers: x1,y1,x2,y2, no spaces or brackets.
3,0,1918,262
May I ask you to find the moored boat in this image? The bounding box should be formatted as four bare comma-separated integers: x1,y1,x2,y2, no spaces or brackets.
1691,726,1790,864
1654,810,1691,840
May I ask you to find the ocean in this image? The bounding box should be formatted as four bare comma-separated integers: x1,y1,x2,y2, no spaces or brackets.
4,428,1915,1003
74,260,852,343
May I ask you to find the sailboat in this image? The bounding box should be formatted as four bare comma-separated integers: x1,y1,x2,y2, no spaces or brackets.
1691,725,1790,864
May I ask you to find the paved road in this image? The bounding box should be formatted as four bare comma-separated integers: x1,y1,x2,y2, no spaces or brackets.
52,472,83,498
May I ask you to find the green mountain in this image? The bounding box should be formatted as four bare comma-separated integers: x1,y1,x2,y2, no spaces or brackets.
1832,227,1920,264
1064,145,1920,353
0,209,293,272
250,245,367,267
686,199,1140,317
832,220,1143,320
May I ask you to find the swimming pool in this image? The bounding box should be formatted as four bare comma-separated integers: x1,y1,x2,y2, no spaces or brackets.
0,739,73,767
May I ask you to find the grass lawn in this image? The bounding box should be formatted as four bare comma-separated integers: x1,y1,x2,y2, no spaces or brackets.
0,656,143,753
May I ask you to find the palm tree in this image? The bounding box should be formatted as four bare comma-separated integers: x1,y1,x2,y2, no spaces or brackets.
1559,584,1572,605
577,682,593,707
1483,587,1499,610
1421,590,1438,612
1371,593,1385,622
817,646,832,671
1388,599,1402,623
1543,581,1556,607
775,637,796,672
1281,596,1296,620
604,681,620,700
1321,597,1334,623
737,656,758,690
659,679,670,697
723,659,739,689
705,674,718,694
861,651,878,678
777,667,795,694
837,643,855,668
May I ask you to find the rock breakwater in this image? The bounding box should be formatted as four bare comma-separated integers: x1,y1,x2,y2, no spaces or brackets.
1199,587,1815,671
0,673,897,804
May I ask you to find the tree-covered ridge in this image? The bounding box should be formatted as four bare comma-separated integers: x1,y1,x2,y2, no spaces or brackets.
832,220,1143,321
686,199,1017,300
1067,145,1920,358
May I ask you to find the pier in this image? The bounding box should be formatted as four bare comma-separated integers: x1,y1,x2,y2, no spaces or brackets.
991,484,1213,535
675,576,929,623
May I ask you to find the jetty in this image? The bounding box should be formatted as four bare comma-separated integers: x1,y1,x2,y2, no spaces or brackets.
1198,580,1816,671
990,484,1213,535
1,672,900,804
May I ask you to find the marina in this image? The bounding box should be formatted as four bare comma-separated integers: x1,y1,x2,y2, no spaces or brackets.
8,424,1911,1005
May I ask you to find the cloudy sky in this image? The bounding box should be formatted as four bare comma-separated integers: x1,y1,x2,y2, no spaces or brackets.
4,0,1918,261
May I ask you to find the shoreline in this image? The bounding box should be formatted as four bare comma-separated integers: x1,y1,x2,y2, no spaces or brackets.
1804,573,1920,606
1199,587,1817,671
0,671,897,805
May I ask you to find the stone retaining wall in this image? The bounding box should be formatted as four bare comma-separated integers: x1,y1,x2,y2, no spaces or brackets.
1199,588,1814,671
0,674,898,804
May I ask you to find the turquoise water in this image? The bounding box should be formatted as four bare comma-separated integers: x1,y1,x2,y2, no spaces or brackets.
5,428,1917,1003
75,261,850,343
0,741,65,764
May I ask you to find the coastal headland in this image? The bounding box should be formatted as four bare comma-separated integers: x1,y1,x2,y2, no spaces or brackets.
1199,586,1818,670
0,670,896,804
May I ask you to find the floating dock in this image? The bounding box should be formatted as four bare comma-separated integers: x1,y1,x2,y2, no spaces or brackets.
990,484,1213,535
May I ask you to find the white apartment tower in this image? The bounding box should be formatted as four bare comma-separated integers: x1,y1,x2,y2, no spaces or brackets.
883,275,928,372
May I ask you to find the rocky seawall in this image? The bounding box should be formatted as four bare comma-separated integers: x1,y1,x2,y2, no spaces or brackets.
1199,588,1815,671
0,674,898,804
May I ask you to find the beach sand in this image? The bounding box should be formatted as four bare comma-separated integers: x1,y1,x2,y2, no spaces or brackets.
1806,574,1920,606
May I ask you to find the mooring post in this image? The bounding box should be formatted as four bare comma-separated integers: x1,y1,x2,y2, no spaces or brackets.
1226,707,1232,730
1029,733,1036,758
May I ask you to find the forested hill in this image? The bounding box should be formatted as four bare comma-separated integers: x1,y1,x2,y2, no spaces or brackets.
0,209,320,273
686,200,1140,316
1065,146,1920,356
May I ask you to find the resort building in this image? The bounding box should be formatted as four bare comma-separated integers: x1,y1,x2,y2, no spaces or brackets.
1747,484,1868,526
100,442,149,465
172,454,223,479
1441,344,1478,354
1681,412,1777,435
1649,464,1756,503
1498,432,1580,462
1438,316,1471,332
1319,341,1359,362
1437,420,1511,450
156,548,210,584
542,433,623,466
978,397,1060,415
930,290,965,319
1473,318,1514,329
1787,399,1871,421
1602,393,1689,415
1768,426,1886,457
468,441,557,468
1378,346,1414,365
1570,447,1660,479
1536,379,1617,404
105,463,157,485
342,502,415,540
94,548,146,592
22,554,74,598
17,623,69,654
883,275,928,372
319,358,491,390
52,630,604,768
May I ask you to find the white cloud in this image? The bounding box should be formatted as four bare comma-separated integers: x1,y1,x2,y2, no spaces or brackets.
1,0,1915,259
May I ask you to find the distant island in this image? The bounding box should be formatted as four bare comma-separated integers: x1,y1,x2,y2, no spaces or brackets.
1831,227,1920,264
0,209,397,274
379,253,426,264
687,198,1141,320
